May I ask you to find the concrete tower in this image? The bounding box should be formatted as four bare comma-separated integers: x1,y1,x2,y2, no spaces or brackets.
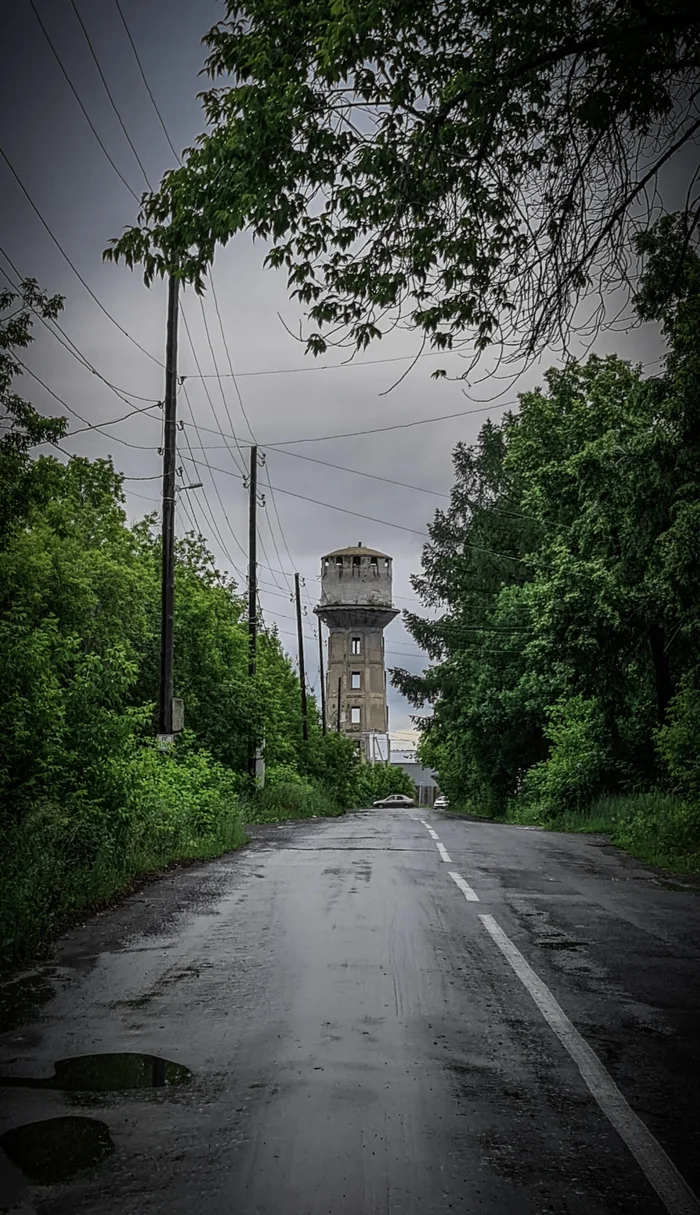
314,543,398,756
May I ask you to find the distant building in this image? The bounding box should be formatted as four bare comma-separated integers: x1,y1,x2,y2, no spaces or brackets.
390,748,439,806
314,543,398,761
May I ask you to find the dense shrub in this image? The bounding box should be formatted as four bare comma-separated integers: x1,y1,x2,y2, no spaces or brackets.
0,737,245,966
520,696,612,820
353,763,417,807
655,680,700,801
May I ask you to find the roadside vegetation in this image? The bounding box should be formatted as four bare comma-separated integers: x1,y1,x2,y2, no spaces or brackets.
394,225,700,874
0,283,412,968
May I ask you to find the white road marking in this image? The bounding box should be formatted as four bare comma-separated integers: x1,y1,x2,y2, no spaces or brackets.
418,818,440,840
436,842,452,863
479,913,700,1215
448,871,480,902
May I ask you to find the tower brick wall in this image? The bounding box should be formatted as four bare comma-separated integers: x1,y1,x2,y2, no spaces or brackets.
314,544,398,751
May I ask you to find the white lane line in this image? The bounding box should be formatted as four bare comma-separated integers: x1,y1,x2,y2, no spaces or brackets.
479,913,700,1215
436,841,452,863
449,871,480,902
418,818,440,840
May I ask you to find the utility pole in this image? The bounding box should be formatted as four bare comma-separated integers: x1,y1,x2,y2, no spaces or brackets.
295,573,309,743
247,445,258,778
336,676,342,733
317,622,327,735
158,274,179,739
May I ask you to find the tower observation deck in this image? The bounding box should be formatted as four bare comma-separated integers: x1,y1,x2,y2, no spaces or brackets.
314,544,398,756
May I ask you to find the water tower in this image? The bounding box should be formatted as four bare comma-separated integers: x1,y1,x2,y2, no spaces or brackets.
314,543,398,758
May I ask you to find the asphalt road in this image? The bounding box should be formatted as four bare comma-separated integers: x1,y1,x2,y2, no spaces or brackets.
1,808,700,1215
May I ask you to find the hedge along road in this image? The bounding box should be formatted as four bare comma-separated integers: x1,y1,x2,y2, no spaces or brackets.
1,809,700,1214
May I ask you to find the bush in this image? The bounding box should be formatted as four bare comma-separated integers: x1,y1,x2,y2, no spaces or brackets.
520,695,611,820
302,730,360,808
655,680,700,800
353,763,416,807
0,736,246,968
245,778,344,823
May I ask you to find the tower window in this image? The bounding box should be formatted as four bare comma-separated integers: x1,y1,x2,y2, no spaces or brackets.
351,637,361,655
352,555,361,573
351,707,361,725
351,671,361,689
370,556,378,576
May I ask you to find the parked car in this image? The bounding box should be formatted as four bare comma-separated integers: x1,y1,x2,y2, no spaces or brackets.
433,794,449,809
372,793,415,808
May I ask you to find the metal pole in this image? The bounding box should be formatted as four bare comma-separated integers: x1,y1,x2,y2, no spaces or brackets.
247,445,258,777
158,273,179,737
318,622,327,735
336,676,342,732
295,573,309,742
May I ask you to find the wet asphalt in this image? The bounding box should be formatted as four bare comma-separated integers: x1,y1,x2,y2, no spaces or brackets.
1,807,699,1215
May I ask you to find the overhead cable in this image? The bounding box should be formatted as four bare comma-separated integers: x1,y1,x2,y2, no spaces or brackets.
27,0,140,202
0,146,162,366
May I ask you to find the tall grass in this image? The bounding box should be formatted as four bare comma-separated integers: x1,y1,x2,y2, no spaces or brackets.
514,791,700,873
0,745,246,968
245,779,345,824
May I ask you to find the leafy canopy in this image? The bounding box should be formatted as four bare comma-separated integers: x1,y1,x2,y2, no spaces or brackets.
109,0,700,360
395,226,700,813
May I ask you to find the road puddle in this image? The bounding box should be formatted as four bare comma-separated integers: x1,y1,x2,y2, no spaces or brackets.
0,1116,114,1182
0,1052,192,1091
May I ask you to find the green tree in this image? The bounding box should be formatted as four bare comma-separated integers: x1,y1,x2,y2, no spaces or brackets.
398,225,700,812
108,1,700,359
1,279,66,536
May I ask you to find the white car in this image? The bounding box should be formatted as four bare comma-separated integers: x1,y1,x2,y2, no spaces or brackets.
372,793,415,808
433,794,449,809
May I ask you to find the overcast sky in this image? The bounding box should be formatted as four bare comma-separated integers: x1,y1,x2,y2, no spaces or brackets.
1,1,671,736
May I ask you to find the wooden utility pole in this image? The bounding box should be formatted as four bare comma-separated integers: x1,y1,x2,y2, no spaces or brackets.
294,573,309,742
247,445,258,777
317,621,327,735
336,676,342,732
158,274,179,739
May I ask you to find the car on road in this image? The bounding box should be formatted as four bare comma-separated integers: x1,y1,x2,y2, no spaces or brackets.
433,794,448,809
372,793,415,808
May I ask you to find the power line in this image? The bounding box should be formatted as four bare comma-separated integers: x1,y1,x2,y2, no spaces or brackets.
268,401,513,446
268,445,450,499
68,0,152,191
181,453,530,563
14,357,161,453
182,348,462,380
179,381,248,566
0,249,162,407
101,0,298,603
208,276,297,594
0,145,162,367
192,297,247,476
178,394,510,452
27,0,140,203
181,451,429,538
111,0,181,163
